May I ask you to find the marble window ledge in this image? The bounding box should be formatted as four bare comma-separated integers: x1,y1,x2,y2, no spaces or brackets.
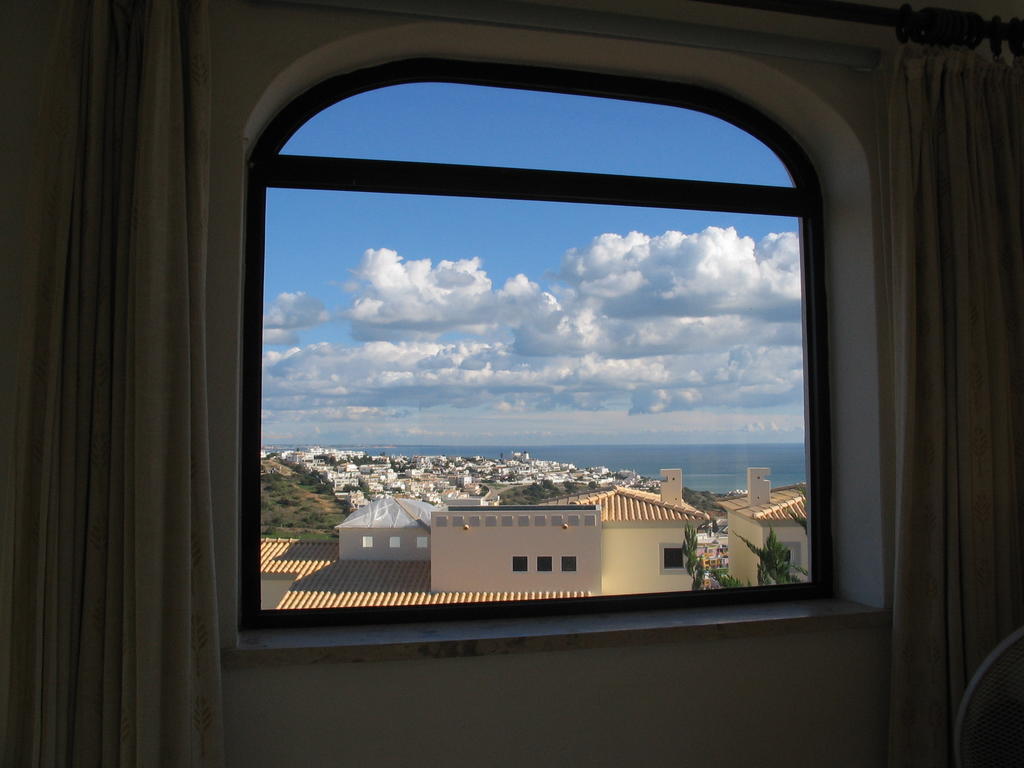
224,599,889,668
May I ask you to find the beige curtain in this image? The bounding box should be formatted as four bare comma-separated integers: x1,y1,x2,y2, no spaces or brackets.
887,46,1024,766
0,0,223,765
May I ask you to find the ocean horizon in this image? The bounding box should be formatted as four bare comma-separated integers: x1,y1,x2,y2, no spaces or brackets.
275,442,807,495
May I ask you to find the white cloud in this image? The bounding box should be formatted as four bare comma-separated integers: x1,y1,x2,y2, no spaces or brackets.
346,248,500,338
558,227,801,319
263,328,300,345
263,227,807,438
263,292,330,345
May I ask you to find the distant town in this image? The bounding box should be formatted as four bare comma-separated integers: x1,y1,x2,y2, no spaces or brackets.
258,444,808,608
261,445,673,511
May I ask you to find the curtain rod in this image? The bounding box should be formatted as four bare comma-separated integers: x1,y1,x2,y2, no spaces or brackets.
257,0,1022,68
685,1,1024,56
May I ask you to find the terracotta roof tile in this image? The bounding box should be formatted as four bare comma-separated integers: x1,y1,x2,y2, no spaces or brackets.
544,486,707,523
261,539,336,577
261,539,590,609
715,487,807,521
276,588,591,610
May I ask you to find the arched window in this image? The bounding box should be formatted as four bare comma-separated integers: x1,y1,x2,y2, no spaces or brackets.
242,59,830,626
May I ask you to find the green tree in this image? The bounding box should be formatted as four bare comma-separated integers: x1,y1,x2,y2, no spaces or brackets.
682,525,706,590
735,528,807,585
713,570,746,588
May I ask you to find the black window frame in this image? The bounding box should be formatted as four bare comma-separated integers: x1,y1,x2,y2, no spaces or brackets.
512,556,529,573
242,58,832,630
537,556,553,572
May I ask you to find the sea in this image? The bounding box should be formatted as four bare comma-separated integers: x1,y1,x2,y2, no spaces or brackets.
349,443,806,495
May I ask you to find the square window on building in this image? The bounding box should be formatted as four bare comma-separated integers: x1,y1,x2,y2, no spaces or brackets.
537,556,552,572
416,536,428,549
517,516,530,527
663,547,685,569
567,514,580,526
361,536,373,548
584,514,596,526
469,516,481,527
389,536,401,548
512,556,528,572
452,515,465,527
501,515,514,527
561,556,577,572
435,516,448,527
485,516,497,527
534,515,547,526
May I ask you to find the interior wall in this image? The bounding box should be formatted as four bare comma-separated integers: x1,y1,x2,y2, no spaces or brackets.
207,4,892,766
0,1,897,766
224,622,890,768
209,0,888,632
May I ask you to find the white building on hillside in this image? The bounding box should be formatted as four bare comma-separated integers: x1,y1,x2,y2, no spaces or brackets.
334,496,436,561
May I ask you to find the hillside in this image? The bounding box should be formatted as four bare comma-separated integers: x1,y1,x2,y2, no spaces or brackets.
260,458,348,540
498,479,599,505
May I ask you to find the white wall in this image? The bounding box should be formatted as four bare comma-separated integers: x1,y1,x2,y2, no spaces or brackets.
261,573,296,610
601,523,695,594
431,510,601,593
728,512,762,587
1,0,930,765
338,527,430,561
223,622,890,768
728,514,808,586
203,4,895,765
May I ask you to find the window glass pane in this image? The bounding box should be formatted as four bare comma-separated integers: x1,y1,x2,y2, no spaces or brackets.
561,556,577,572
537,556,553,572
281,83,793,187
512,556,528,572
260,188,809,602
664,547,684,569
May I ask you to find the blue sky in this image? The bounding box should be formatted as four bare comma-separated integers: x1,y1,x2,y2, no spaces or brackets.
261,83,806,446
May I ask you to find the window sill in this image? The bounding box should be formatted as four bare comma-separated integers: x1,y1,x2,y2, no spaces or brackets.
223,599,888,668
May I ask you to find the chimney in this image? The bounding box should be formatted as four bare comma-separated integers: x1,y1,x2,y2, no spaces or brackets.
747,467,771,506
660,469,683,506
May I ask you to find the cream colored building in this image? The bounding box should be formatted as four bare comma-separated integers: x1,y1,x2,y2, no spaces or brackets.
259,538,587,609
430,505,602,593
269,473,712,601
717,468,808,587
547,469,709,595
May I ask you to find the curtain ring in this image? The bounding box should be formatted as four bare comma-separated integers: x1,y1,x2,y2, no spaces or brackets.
954,11,968,46
896,3,913,43
934,8,952,45
912,7,935,44
936,9,953,45
1010,18,1024,57
968,13,986,48
989,16,1002,58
